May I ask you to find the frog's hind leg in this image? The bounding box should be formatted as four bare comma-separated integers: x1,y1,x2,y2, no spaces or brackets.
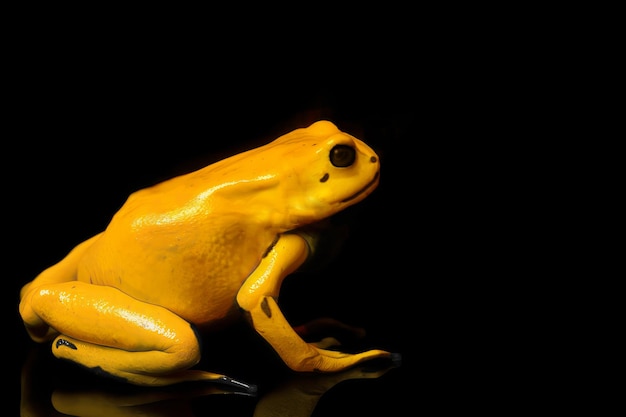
28,281,255,391
52,335,254,391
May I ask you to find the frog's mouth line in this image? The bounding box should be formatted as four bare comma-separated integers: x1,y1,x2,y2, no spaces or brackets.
340,171,380,203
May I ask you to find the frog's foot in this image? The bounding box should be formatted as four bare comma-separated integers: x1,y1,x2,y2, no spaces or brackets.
52,336,257,393
302,345,395,373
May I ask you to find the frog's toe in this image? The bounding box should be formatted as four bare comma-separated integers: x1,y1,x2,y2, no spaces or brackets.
217,376,258,394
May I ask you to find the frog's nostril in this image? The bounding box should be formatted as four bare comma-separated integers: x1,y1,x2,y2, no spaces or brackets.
370,156,377,163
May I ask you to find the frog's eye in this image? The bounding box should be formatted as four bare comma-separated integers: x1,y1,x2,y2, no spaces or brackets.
330,145,356,168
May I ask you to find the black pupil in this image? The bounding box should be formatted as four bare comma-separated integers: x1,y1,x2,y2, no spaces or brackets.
330,145,356,167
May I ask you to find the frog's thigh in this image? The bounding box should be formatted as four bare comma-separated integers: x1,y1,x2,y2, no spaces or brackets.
30,281,209,384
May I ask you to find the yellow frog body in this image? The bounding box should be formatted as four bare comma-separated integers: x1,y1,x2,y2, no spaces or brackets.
19,120,392,390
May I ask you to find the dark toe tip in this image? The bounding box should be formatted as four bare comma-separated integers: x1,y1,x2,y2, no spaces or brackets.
220,376,257,394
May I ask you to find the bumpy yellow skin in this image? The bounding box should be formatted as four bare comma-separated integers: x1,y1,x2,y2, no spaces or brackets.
19,120,390,388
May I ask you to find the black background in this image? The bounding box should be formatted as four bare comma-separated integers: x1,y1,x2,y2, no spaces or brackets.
6,11,546,415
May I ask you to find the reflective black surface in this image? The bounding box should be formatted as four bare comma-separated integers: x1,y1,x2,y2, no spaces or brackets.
16,334,411,416
20,336,404,416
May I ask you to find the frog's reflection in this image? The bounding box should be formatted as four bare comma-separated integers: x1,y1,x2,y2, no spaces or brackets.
21,345,399,417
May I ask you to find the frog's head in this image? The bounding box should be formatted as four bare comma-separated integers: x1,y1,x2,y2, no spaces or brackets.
267,120,380,227
204,120,380,230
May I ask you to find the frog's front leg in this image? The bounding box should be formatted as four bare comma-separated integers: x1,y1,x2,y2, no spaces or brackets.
22,281,254,390
237,233,393,373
